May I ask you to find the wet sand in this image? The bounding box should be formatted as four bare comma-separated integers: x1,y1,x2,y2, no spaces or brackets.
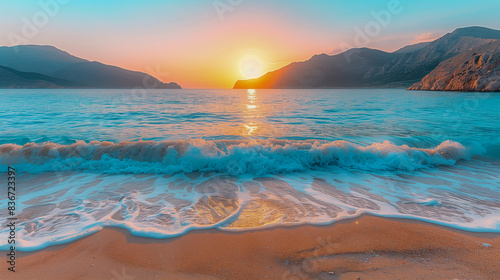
3,215,499,280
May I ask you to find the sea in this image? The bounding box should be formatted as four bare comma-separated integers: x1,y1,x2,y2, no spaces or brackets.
0,88,499,251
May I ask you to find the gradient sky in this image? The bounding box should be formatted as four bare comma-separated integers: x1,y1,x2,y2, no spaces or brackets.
1,0,500,88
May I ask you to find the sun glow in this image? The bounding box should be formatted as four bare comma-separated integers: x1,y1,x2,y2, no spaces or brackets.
240,57,263,79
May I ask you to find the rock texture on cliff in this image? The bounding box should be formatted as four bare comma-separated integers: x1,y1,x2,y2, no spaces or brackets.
408,41,500,91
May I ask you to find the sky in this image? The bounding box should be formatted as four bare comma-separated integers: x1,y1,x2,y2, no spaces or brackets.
1,0,500,89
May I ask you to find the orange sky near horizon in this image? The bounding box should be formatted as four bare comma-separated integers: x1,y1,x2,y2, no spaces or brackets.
64,10,337,89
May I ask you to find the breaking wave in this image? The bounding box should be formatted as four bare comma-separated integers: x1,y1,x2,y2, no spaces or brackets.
0,139,474,174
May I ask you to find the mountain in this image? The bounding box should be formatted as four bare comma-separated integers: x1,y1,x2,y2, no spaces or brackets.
0,45,181,89
235,48,400,89
50,61,182,89
379,27,500,83
393,42,430,54
0,65,83,88
408,41,500,91
234,26,500,90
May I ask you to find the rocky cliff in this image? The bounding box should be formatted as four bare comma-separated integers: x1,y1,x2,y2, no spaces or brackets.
408,41,500,91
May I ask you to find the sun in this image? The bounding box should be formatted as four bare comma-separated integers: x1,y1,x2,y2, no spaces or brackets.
240,57,263,79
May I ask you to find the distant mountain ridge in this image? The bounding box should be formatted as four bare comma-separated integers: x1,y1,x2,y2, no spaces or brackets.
393,42,430,54
0,45,181,89
0,65,83,88
234,26,500,91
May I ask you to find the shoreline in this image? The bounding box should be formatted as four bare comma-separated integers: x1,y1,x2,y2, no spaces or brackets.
2,215,499,279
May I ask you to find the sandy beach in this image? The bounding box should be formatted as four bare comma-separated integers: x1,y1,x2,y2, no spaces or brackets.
2,215,498,280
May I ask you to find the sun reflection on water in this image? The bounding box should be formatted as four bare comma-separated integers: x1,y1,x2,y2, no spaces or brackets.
244,89,259,135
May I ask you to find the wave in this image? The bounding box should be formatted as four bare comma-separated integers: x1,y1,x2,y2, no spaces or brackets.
0,139,474,174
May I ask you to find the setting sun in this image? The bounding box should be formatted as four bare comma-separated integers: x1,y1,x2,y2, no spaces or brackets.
240,57,263,79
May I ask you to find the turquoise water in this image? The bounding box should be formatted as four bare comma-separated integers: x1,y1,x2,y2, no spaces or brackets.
0,88,499,251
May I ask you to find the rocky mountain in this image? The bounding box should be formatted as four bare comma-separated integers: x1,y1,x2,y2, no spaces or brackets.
234,26,500,90
408,41,500,91
0,45,181,89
